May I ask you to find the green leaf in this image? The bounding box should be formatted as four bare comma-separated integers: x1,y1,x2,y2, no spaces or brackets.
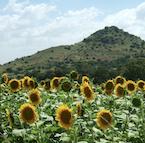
12,129,28,136
77,141,88,143
60,136,70,142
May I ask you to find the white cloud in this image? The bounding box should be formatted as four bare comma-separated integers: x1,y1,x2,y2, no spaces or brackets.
0,1,102,64
0,0,145,64
103,2,145,39
0,0,57,64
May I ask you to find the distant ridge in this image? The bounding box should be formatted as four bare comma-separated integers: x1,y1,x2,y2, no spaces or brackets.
1,26,145,82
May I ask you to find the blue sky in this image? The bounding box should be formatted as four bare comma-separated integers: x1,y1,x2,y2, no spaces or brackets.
1,0,144,13
0,0,145,64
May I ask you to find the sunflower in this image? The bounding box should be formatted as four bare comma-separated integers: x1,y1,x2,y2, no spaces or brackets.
126,80,137,94
9,79,20,92
82,76,89,84
61,80,72,92
44,80,51,90
19,79,23,88
22,76,31,89
28,89,41,106
55,104,73,129
19,103,38,124
40,80,45,86
73,81,80,90
50,77,60,90
104,80,114,95
1,73,9,84
28,78,35,89
137,80,145,91
80,82,94,102
70,70,78,80
100,83,105,91
115,84,125,97
115,76,126,86
96,109,112,130
76,102,82,116
5,109,14,128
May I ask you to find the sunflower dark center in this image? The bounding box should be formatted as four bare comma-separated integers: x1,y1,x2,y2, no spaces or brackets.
60,110,71,124
117,86,124,96
84,86,92,98
101,113,112,125
127,83,135,91
29,80,35,88
116,78,124,84
30,93,39,102
24,79,29,87
138,82,144,89
45,81,51,90
105,82,114,91
62,82,72,92
10,81,19,89
53,79,59,87
40,81,45,86
23,107,34,120
70,71,78,79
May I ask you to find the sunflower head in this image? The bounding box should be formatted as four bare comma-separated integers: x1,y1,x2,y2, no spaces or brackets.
126,80,137,94
55,104,73,129
82,76,90,84
115,84,125,97
96,109,112,130
44,80,51,91
22,76,31,89
100,83,105,91
5,109,14,128
19,103,38,124
76,102,83,116
28,78,36,89
104,80,114,95
9,79,20,92
50,77,60,90
70,70,78,80
73,81,80,90
61,80,72,92
80,82,94,102
115,76,126,86
28,89,41,106
137,80,145,91
1,73,9,84
40,80,45,86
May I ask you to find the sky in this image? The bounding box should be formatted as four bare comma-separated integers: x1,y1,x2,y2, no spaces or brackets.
0,0,145,64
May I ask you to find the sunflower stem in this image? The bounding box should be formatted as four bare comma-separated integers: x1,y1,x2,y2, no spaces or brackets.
139,99,145,139
123,95,129,139
73,127,77,143
35,123,41,143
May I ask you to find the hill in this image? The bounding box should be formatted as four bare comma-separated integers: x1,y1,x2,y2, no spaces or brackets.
1,26,145,83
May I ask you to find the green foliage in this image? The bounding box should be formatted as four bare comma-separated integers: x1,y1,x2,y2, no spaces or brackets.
123,59,145,80
0,77,145,143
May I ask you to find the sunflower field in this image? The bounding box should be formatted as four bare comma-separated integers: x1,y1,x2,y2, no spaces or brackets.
0,72,145,143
